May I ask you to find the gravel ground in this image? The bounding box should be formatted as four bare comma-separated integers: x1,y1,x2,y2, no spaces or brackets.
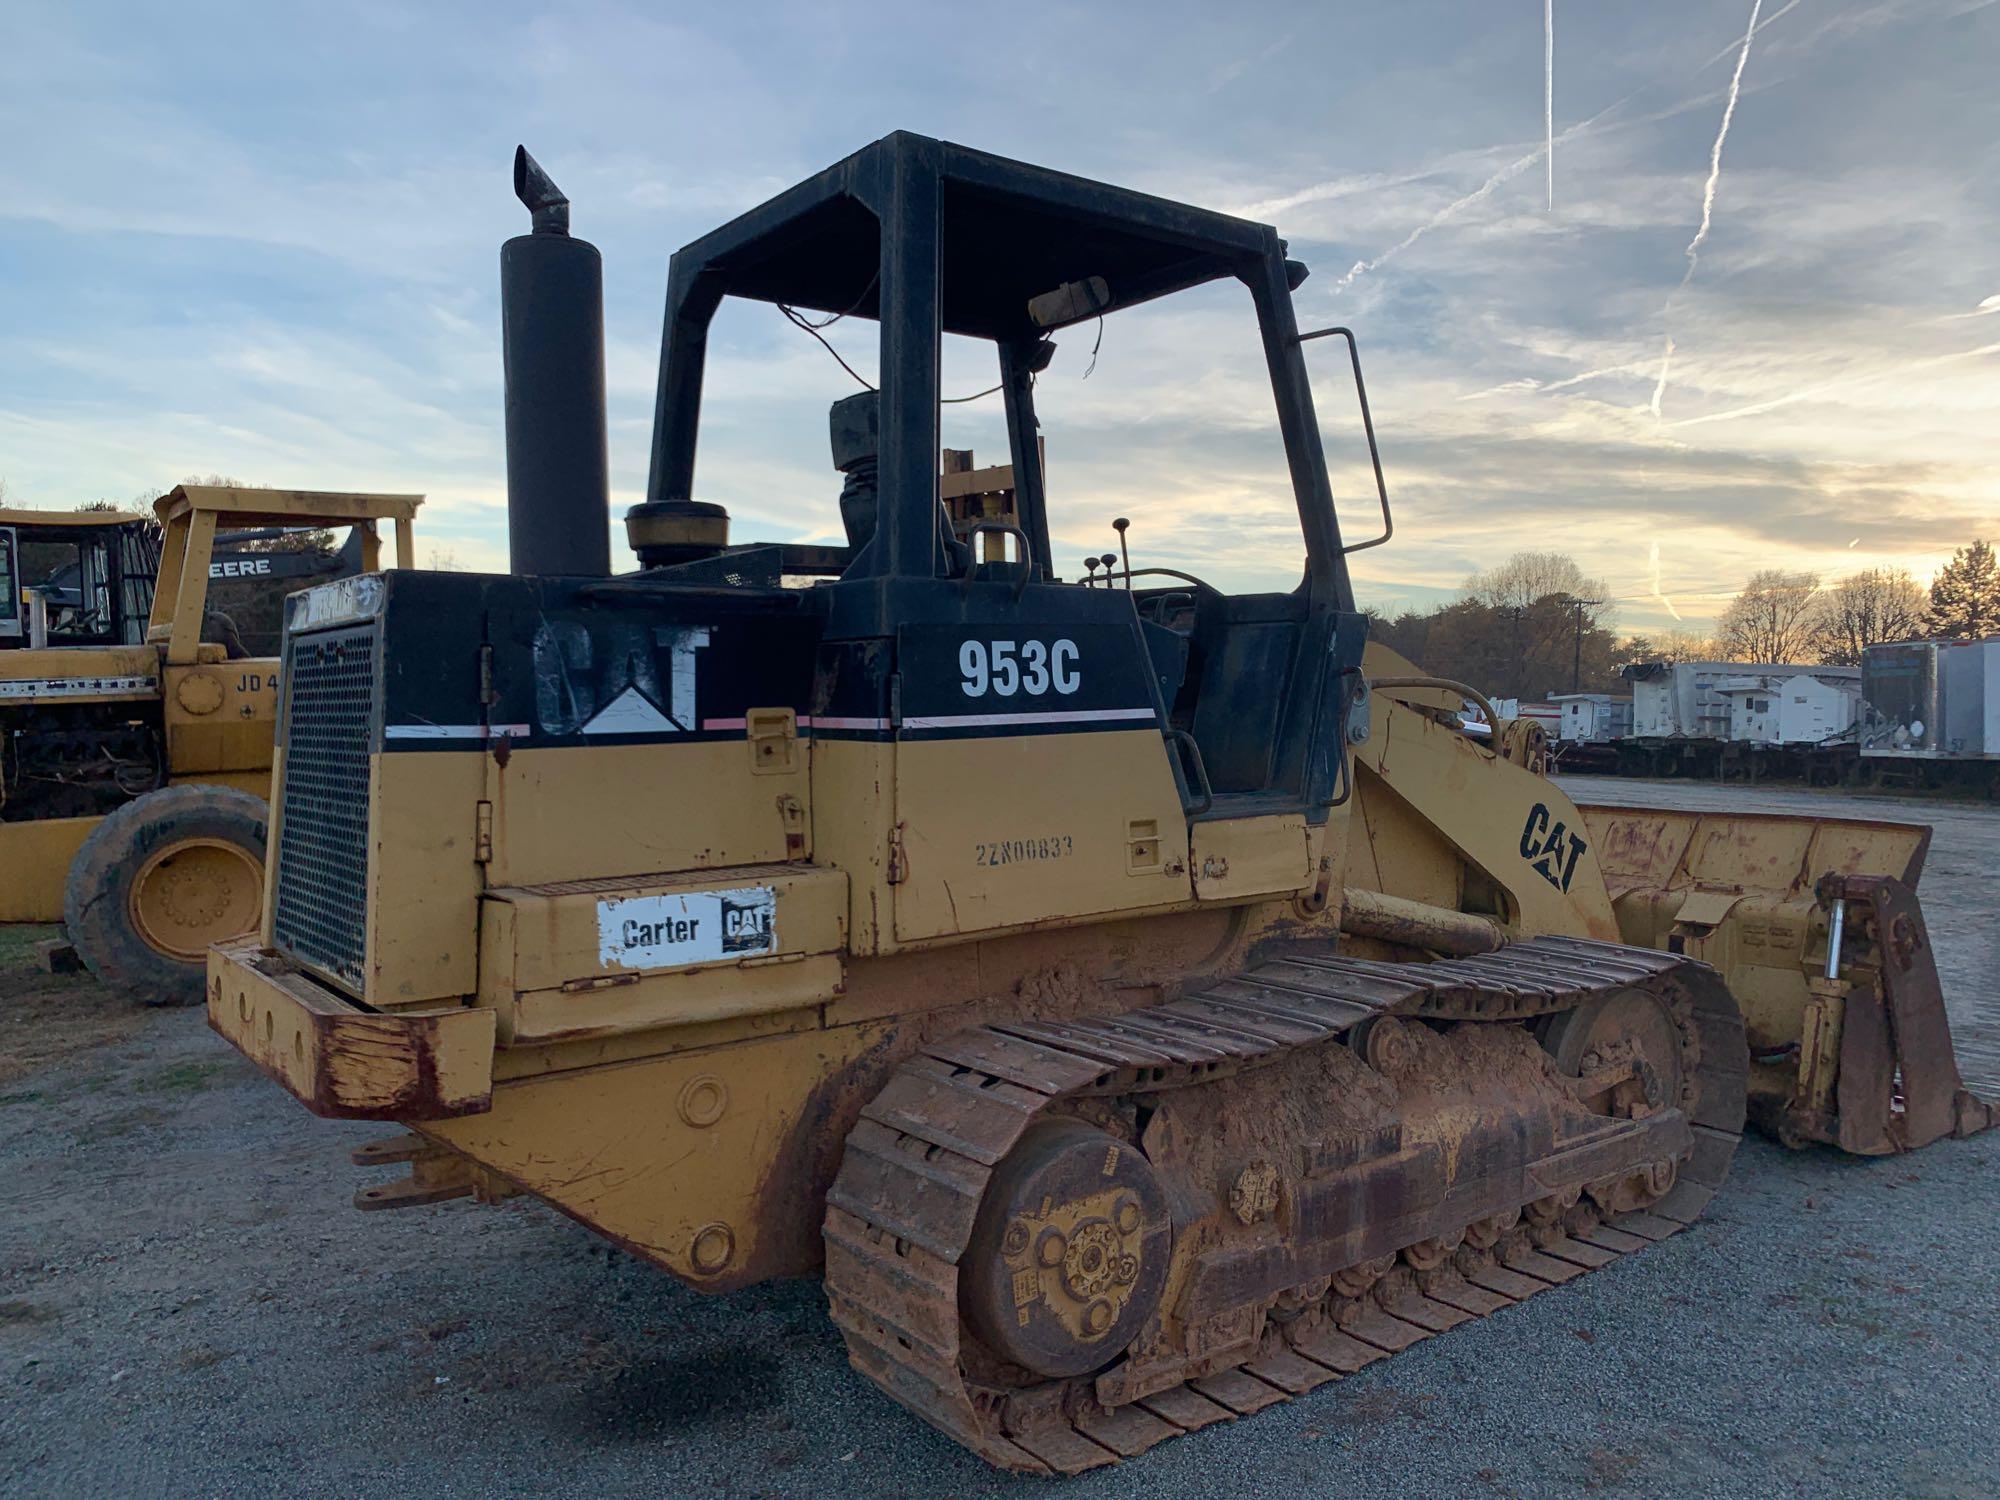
3,778,1996,1499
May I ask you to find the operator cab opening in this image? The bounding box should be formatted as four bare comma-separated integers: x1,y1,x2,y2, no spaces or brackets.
633,132,1383,829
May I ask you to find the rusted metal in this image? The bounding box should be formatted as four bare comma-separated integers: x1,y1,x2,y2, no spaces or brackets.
350,1131,517,1211
1821,874,1997,1153
206,939,494,1120
821,937,1746,1472
1577,803,1994,1154
1338,887,1505,956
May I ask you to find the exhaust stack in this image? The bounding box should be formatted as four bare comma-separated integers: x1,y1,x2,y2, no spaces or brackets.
501,146,611,576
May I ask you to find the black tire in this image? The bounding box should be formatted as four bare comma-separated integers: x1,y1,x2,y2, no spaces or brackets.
63,784,269,1007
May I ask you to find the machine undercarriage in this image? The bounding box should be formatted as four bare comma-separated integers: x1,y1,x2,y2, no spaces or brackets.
825,938,1743,1472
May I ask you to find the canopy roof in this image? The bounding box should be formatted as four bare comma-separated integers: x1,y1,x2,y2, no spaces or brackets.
155,486,423,529
0,508,148,529
676,132,1282,342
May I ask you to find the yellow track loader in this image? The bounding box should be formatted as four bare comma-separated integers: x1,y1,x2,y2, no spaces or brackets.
206,136,1991,1474
1,485,419,1002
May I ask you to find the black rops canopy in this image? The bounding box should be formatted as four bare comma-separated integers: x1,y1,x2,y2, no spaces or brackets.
645,131,1347,596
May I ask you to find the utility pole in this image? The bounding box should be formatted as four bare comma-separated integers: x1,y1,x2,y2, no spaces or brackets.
1562,596,1605,693
1503,606,1526,699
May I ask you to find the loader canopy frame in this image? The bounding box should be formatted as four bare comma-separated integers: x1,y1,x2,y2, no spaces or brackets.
645,131,1355,611
147,485,422,665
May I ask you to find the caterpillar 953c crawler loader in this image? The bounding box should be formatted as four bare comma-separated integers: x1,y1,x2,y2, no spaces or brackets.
206,136,1992,1474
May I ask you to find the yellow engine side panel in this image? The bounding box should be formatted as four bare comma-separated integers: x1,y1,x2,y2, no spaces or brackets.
891,728,1191,942
162,658,279,775
483,739,808,888
1191,813,1317,900
808,737,895,955
366,750,487,1007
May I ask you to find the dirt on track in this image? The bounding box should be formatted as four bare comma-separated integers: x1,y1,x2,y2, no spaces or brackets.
2,782,1998,1498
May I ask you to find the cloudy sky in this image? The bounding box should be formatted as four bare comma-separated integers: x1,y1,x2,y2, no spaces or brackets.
3,0,1995,635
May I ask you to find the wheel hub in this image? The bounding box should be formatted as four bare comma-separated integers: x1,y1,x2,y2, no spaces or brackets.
129,837,263,960
961,1121,1170,1378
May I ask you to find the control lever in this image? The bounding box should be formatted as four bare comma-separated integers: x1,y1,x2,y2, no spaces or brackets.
1112,517,1132,590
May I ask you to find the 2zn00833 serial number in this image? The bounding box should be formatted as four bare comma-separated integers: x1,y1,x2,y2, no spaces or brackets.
975,835,1075,866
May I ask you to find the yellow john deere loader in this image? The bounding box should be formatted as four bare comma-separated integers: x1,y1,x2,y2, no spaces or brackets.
1,485,419,1002
207,137,1993,1474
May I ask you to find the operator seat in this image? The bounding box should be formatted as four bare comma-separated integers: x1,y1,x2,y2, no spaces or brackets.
830,392,971,577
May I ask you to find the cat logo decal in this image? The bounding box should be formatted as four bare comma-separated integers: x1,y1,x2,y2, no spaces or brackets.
1520,802,1587,894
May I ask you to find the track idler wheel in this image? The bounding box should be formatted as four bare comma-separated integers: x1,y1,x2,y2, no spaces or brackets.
960,1121,1171,1379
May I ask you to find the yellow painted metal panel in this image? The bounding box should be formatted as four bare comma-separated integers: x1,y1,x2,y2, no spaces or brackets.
503,954,844,1045
485,863,848,993
483,740,807,888
809,737,895,955
1353,695,1618,941
1191,813,1313,900
0,816,102,920
0,643,160,703
427,1018,892,1288
366,751,487,1006
162,659,279,774
0,644,157,681
892,728,1190,942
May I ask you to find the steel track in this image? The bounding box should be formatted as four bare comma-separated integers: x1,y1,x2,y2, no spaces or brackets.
822,935,1747,1473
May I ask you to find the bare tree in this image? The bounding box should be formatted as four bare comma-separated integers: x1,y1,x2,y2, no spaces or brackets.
1657,628,1723,661
1717,570,1824,663
1625,628,1722,663
1814,567,1928,664
1463,552,1611,622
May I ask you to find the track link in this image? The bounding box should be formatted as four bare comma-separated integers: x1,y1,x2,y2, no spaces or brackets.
822,936,1747,1473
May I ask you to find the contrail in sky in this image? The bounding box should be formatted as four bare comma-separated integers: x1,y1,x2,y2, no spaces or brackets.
1669,339,2000,428
1545,0,1555,211
1941,293,2000,320
1650,0,1764,419
1700,0,1799,66
1648,540,1684,621
1334,95,1627,291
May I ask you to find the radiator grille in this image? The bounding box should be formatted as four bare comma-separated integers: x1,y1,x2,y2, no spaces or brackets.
272,625,376,991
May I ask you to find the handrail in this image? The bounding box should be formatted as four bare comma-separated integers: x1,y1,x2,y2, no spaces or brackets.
1297,326,1392,555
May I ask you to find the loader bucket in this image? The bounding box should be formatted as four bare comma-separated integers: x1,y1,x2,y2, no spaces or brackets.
1577,805,1998,1155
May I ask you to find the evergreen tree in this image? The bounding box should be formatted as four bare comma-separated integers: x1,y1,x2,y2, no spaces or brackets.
1925,540,2000,638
